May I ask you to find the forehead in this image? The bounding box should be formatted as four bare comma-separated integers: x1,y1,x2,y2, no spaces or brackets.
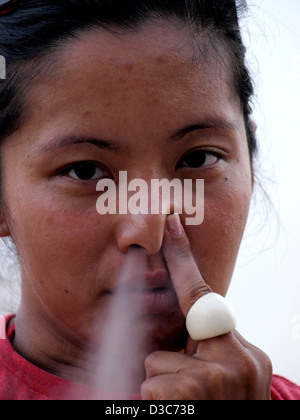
23,21,241,144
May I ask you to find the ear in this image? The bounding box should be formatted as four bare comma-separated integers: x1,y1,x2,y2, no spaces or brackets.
0,209,11,237
251,120,258,133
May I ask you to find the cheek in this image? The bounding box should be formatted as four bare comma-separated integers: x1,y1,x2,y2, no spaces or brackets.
7,189,115,298
10,194,125,336
12,199,102,260
186,177,252,294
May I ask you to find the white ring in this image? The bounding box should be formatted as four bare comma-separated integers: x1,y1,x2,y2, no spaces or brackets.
186,293,237,341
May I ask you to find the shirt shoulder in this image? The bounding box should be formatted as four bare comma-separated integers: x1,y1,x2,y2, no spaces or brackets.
271,375,300,400
0,315,139,400
0,315,66,400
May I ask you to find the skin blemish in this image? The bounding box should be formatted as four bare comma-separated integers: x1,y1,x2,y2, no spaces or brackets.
156,56,166,64
83,111,93,119
124,60,135,70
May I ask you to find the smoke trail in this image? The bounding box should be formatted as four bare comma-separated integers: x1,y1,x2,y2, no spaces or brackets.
90,248,148,399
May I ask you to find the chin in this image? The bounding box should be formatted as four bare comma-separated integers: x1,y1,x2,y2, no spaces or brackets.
139,312,188,354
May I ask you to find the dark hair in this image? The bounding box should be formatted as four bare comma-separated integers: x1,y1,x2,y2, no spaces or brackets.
0,0,257,158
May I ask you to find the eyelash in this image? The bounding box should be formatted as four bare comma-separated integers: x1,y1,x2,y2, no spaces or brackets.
62,150,221,182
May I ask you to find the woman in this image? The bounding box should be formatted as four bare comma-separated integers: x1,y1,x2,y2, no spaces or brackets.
0,0,299,400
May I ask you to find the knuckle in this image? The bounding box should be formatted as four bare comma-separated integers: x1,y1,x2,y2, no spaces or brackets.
265,356,273,378
184,280,212,308
141,380,154,400
250,349,273,387
234,348,273,398
243,349,272,382
234,351,261,385
144,351,161,371
258,350,273,376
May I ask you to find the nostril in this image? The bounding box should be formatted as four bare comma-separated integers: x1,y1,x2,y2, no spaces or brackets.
130,244,143,250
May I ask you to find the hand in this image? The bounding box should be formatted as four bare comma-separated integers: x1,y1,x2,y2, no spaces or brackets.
141,214,273,400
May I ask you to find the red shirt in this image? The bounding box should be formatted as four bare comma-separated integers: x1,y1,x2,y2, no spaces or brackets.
0,315,299,400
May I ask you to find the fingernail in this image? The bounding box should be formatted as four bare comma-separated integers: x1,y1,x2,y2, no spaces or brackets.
167,213,183,237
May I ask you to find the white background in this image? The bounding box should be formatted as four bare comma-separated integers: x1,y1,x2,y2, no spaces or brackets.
227,0,300,384
0,0,299,385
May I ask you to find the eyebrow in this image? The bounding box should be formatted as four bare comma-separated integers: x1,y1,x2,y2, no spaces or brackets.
35,117,237,155
171,117,238,141
35,135,125,154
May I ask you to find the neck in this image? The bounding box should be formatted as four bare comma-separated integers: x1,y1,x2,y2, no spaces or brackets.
13,300,147,396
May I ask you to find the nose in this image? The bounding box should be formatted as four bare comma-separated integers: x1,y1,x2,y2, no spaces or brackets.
116,213,168,255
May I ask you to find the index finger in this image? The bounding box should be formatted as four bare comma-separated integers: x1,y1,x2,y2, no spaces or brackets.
162,213,212,318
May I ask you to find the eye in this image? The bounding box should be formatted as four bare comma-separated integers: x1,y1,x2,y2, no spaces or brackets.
66,162,108,181
177,150,219,169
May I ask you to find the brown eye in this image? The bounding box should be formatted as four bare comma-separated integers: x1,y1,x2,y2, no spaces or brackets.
178,150,219,169
67,162,106,181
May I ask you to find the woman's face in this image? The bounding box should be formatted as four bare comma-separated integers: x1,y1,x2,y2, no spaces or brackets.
1,22,252,352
